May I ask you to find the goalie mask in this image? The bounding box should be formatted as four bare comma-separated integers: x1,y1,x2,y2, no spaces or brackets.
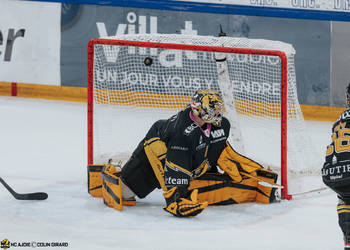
191,89,224,126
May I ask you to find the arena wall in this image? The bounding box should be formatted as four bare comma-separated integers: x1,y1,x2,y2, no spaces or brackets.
1,0,349,120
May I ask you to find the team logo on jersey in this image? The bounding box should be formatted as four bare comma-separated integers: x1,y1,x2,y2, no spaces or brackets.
211,129,225,138
184,123,198,135
332,155,337,165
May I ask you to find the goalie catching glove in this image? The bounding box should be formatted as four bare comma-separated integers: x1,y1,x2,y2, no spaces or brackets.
163,186,208,218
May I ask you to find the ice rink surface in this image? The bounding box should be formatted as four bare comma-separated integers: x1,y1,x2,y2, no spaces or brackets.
0,96,344,249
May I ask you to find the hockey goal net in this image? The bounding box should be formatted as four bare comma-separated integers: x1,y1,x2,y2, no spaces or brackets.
87,34,320,199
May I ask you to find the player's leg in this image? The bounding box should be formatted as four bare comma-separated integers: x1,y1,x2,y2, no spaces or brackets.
323,163,350,249
338,194,350,249
120,140,161,199
87,140,161,209
101,164,123,210
188,173,279,205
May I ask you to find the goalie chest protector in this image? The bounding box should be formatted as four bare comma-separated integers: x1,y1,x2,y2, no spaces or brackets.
144,106,230,174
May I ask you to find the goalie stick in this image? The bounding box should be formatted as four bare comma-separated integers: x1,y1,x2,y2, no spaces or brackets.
240,172,283,188
0,177,48,200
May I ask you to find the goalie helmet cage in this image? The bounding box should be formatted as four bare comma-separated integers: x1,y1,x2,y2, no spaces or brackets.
87,34,318,200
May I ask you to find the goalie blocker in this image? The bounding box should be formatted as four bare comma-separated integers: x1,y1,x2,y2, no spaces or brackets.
87,164,136,210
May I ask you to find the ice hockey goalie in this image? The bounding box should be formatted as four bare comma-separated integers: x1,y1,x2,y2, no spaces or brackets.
88,89,279,218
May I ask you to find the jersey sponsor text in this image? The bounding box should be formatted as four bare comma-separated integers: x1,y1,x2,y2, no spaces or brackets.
211,129,225,138
165,177,189,186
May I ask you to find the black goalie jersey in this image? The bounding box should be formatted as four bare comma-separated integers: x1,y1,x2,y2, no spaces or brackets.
120,105,230,199
322,108,350,196
145,106,230,189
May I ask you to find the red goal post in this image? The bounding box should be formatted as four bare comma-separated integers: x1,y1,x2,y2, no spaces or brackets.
87,34,309,200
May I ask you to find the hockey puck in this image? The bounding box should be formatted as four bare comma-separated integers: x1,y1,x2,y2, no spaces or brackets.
144,57,153,66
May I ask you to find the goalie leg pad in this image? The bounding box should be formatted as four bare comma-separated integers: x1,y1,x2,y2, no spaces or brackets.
102,164,123,211
121,141,160,198
121,181,136,206
255,169,279,204
144,137,167,191
87,164,104,197
189,173,277,205
256,169,278,183
217,142,264,182
255,184,277,204
188,174,256,205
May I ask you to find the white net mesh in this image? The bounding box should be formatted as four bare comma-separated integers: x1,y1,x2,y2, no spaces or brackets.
89,34,320,196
